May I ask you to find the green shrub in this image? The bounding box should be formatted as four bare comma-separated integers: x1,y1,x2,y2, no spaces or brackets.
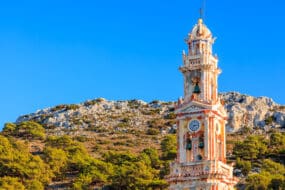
51,104,67,112
270,133,285,147
3,121,46,140
46,135,74,148
121,117,130,123
147,128,160,135
147,119,165,129
74,136,89,142
66,104,80,110
116,122,129,129
239,126,252,135
26,180,44,190
84,100,97,106
128,100,141,109
2,123,16,134
236,158,252,176
13,121,46,140
51,104,79,112
113,141,127,146
265,115,275,125
268,178,285,190
84,98,105,106
164,112,176,120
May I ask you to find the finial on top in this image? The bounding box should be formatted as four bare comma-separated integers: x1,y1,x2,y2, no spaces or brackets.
198,18,203,24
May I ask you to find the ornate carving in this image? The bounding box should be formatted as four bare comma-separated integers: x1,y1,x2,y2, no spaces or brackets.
181,105,204,113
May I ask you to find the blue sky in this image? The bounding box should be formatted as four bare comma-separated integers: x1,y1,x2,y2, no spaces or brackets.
0,0,285,128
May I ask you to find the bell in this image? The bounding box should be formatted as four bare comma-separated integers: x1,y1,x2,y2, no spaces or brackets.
186,139,192,150
199,142,204,148
193,83,201,94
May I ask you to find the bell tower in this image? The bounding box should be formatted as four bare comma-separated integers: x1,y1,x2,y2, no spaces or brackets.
182,18,219,104
166,18,238,190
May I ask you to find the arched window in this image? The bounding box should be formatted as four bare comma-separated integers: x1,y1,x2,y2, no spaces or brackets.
199,136,204,148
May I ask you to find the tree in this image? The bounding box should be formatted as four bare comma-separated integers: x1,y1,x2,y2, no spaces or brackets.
0,177,25,190
268,178,285,190
43,147,68,177
236,158,252,176
233,135,268,160
0,135,53,187
108,160,154,190
26,180,44,190
270,133,285,154
46,135,76,150
5,121,46,140
104,152,138,166
246,172,271,190
2,123,16,135
46,135,115,189
104,151,165,190
261,159,285,176
270,133,285,146
161,135,177,160
245,159,285,189
73,159,113,189
141,148,161,169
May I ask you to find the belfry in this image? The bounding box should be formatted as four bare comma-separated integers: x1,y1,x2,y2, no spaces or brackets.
166,18,238,189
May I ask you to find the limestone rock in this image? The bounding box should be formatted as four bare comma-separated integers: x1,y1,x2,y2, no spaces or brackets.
15,92,285,134
220,92,285,132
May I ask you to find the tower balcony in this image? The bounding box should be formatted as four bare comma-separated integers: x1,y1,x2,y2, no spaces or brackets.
182,54,218,70
180,161,232,177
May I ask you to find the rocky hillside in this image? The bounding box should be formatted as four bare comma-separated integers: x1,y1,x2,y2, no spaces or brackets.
16,92,285,134
221,92,285,132
1,92,285,189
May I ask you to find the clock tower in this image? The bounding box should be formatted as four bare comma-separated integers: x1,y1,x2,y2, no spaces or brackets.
166,18,238,189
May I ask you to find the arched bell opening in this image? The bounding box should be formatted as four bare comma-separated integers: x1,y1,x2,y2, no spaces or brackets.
198,136,204,149
186,138,192,150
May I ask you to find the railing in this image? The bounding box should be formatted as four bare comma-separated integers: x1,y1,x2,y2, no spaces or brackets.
181,163,204,176
166,161,237,185
178,161,232,177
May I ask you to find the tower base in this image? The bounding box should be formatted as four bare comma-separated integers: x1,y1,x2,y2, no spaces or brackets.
169,181,235,190
166,160,238,190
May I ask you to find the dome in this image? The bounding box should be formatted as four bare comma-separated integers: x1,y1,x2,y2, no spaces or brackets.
190,19,212,40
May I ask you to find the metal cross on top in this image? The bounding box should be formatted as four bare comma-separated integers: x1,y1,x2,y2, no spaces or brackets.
199,0,206,20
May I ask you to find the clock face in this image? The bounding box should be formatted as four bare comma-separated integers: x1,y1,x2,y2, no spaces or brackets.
188,120,200,132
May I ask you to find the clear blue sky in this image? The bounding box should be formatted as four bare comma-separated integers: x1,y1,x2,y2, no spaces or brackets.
0,0,285,128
